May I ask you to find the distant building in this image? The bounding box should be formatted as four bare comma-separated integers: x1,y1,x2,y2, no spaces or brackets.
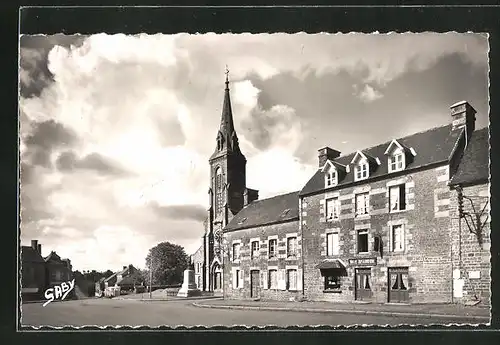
104,264,140,291
21,240,46,300
21,240,75,300
190,75,490,305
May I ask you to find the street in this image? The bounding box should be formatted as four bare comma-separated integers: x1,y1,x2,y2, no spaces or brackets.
20,298,473,327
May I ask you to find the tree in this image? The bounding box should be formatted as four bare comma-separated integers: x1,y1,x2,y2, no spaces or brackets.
145,242,189,286
102,269,114,278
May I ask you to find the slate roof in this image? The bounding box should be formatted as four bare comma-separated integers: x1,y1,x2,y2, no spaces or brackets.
105,265,135,284
225,191,300,232
300,124,463,196
21,246,44,263
450,127,489,186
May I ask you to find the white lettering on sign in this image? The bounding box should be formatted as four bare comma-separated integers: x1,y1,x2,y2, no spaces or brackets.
43,279,75,307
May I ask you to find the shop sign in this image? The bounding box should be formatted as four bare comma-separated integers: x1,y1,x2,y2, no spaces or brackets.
348,257,377,266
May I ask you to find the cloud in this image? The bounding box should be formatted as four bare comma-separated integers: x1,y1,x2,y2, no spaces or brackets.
55,151,131,176
355,84,384,103
149,203,207,222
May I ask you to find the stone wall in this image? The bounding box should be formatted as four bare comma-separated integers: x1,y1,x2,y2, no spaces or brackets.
223,220,303,301
449,183,491,305
301,164,454,304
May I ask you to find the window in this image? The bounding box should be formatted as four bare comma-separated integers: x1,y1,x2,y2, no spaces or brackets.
389,184,406,211
324,275,341,290
287,237,297,257
391,224,405,252
232,243,241,261
326,232,340,256
355,161,369,181
389,150,405,172
268,269,278,289
287,269,298,290
325,169,337,187
355,192,370,216
268,239,277,259
251,241,260,259
325,198,340,220
235,269,241,288
215,167,223,215
357,230,369,253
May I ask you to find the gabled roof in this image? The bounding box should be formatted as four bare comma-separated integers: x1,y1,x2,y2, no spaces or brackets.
384,139,412,155
450,127,489,186
225,191,300,232
105,265,135,284
300,124,463,196
44,251,62,262
21,246,44,263
320,159,347,173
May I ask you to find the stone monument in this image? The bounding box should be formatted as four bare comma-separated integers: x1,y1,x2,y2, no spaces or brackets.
177,260,201,298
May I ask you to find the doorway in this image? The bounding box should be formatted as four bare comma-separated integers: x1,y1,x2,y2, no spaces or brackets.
250,270,260,299
355,268,372,301
388,267,409,303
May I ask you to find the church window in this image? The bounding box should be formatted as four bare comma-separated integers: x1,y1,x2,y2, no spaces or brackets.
215,167,223,214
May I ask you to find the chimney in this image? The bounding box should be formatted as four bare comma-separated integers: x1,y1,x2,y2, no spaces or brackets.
123,266,127,271
451,101,476,140
318,147,341,168
243,188,259,206
31,240,38,251
37,244,42,255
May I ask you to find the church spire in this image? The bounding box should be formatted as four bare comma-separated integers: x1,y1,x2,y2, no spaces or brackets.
216,66,239,153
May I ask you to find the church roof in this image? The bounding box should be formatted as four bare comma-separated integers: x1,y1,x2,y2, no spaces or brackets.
210,72,242,160
300,124,463,196
450,127,489,186
225,191,300,232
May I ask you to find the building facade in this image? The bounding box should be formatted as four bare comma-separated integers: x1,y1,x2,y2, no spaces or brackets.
21,240,75,300
190,76,490,305
21,240,46,300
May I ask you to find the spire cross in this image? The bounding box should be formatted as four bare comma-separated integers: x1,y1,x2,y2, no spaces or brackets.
225,65,229,83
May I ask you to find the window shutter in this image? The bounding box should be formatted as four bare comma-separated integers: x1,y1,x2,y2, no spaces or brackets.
297,269,303,291
262,270,268,290
278,269,286,290
239,270,244,289
232,268,237,289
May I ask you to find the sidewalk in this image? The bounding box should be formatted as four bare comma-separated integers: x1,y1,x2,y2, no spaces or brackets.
192,299,491,322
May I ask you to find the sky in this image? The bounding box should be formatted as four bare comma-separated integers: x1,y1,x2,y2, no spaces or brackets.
19,33,489,272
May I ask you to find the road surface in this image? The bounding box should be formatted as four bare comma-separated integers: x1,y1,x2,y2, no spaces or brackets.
20,298,471,327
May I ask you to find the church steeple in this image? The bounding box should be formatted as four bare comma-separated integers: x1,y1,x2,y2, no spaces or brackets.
215,66,240,154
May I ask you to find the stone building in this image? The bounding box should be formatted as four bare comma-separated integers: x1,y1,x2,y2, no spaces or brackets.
190,74,490,305
448,126,490,305
223,191,302,301
299,101,489,305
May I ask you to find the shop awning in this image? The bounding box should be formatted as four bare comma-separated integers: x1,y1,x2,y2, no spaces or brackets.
315,259,345,270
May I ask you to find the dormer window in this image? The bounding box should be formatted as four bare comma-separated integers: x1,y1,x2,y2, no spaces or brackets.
355,160,369,181
385,139,413,173
325,169,337,187
389,151,405,172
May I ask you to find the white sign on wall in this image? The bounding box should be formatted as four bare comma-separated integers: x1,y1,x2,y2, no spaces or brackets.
453,279,464,298
453,269,461,279
468,271,481,279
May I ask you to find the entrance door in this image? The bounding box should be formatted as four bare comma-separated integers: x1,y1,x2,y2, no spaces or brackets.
214,272,222,290
250,270,260,298
355,268,372,301
388,267,410,303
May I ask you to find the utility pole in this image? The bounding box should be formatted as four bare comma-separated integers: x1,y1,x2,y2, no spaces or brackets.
149,262,153,299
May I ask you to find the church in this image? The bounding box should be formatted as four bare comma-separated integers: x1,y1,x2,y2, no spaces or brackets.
191,73,490,305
